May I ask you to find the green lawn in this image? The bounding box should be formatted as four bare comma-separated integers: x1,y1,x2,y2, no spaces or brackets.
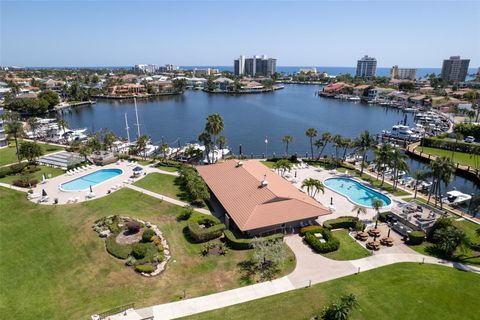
261,161,276,168
0,187,294,319
133,172,183,200
0,165,64,185
321,230,371,260
0,140,64,167
183,263,480,320
415,146,479,169
156,165,180,173
336,167,410,197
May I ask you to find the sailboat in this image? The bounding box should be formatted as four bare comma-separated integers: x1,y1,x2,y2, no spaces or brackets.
131,97,158,157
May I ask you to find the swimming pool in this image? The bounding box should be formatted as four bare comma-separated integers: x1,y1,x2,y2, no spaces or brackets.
60,169,123,192
324,177,391,208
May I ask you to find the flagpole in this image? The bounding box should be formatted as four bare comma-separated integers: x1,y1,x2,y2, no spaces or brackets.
264,136,268,159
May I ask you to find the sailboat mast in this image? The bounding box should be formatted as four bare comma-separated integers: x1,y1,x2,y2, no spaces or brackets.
134,97,141,138
124,113,131,143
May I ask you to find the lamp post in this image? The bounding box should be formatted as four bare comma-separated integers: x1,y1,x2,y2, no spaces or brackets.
264,136,268,159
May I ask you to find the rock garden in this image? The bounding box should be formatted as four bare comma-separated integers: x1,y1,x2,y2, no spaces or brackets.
92,215,171,276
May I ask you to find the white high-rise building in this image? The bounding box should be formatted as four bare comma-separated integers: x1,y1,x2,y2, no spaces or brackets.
390,65,417,80
356,55,377,78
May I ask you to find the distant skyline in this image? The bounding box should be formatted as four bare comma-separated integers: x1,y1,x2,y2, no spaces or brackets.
1,1,479,68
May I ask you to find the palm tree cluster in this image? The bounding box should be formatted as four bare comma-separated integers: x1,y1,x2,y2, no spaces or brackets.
199,113,226,164
372,144,410,191
273,159,292,176
353,130,376,175
301,178,325,197
427,156,455,209
318,293,358,320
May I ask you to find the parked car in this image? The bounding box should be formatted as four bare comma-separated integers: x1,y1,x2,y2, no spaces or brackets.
464,136,475,143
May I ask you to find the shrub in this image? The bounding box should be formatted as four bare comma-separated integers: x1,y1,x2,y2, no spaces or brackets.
9,162,27,174
303,228,340,253
132,243,148,259
142,229,155,242
0,166,11,178
187,220,226,243
454,123,480,140
223,230,284,250
323,217,360,230
13,178,38,188
408,230,426,245
299,225,323,236
105,235,132,259
135,265,155,273
126,220,142,234
177,207,193,221
125,256,136,266
378,211,391,222
422,137,480,154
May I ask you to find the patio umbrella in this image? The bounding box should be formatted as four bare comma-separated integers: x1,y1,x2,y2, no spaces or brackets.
133,166,143,174
42,173,46,183
90,185,93,193
42,189,47,197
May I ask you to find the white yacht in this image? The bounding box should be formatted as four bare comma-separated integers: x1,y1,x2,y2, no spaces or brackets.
384,125,421,141
442,191,472,205
348,96,361,102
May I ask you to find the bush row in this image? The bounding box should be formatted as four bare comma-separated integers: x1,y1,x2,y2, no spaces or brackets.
135,264,155,273
223,230,284,250
323,216,362,230
105,235,133,259
187,215,225,243
304,228,340,254
421,137,480,155
408,230,426,245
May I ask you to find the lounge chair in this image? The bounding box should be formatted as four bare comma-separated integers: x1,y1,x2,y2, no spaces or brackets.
28,193,41,200
74,197,79,203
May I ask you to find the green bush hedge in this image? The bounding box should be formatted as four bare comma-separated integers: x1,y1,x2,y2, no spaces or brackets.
303,228,340,253
299,225,323,236
0,162,28,178
454,123,480,140
422,137,480,154
132,243,148,258
142,229,155,242
135,264,155,273
223,230,284,250
323,217,361,230
105,235,133,259
378,211,391,222
408,230,426,245
187,217,226,243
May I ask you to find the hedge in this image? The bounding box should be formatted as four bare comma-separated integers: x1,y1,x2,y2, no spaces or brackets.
454,123,480,140
303,227,340,253
408,230,426,245
299,225,323,236
135,265,155,273
187,218,226,243
223,230,284,250
323,217,361,230
0,162,28,178
105,235,133,259
421,137,480,154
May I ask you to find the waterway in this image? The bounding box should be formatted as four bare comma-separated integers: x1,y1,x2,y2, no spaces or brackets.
61,84,479,197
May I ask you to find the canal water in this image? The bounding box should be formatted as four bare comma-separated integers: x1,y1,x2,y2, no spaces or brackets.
62,84,479,197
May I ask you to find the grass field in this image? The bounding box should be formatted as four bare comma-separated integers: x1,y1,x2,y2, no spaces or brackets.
0,165,64,185
183,263,480,320
321,230,371,261
0,140,64,167
133,172,183,200
156,165,180,172
415,146,479,169
0,187,295,319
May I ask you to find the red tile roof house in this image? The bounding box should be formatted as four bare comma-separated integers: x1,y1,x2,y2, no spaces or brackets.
196,160,330,235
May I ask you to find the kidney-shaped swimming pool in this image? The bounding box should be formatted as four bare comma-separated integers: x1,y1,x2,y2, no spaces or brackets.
324,177,391,208
60,168,123,192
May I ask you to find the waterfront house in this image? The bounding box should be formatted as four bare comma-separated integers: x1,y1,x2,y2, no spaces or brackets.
196,160,330,235
108,84,146,96
410,95,427,106
352,84,370,96
213,77,235,91
322,82,347,94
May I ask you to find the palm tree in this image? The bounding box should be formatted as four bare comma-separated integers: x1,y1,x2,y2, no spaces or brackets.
301,178,325,197
136,134,149,159
352,205,367,219
305,128,318,158
371,198,384,220
198,131,212,164
103,130,116,151
159,143,169,160
316,132,332,158
332,134,343,160
273,159,292,176
341,137,352,160
413,170,427,199
205,113,224,151
56,117,68,134
451,132,463,161
5,121,24,162
27,117,39,142
373,143,392,186
353,130,376,175
427,157,454,209
282,135,293,157
217,135,227,159
390,147,409,191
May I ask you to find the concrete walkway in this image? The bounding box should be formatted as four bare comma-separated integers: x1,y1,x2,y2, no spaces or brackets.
125,184,211,215
112,234,480,320
0,182,28,192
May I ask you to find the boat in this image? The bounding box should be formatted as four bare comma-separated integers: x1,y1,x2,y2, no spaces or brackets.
382,125,421,141
442,191,472,205
348,96,361,102
403,107,418,113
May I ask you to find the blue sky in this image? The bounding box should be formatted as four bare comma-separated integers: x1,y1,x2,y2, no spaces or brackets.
1,1,479,67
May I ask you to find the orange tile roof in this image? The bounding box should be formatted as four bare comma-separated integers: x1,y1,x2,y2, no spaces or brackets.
196,160,330,231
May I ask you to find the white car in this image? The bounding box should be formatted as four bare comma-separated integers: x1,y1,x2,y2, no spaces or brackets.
464,136,475,143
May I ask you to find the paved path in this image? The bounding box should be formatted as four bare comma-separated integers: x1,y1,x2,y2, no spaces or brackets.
111,234,479,320
125,184,211,215
0,182,28,192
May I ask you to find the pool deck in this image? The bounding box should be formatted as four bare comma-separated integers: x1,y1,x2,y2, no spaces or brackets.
26,161,174,205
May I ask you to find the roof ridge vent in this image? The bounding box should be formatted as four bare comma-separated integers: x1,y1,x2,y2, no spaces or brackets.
260,174,268,187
